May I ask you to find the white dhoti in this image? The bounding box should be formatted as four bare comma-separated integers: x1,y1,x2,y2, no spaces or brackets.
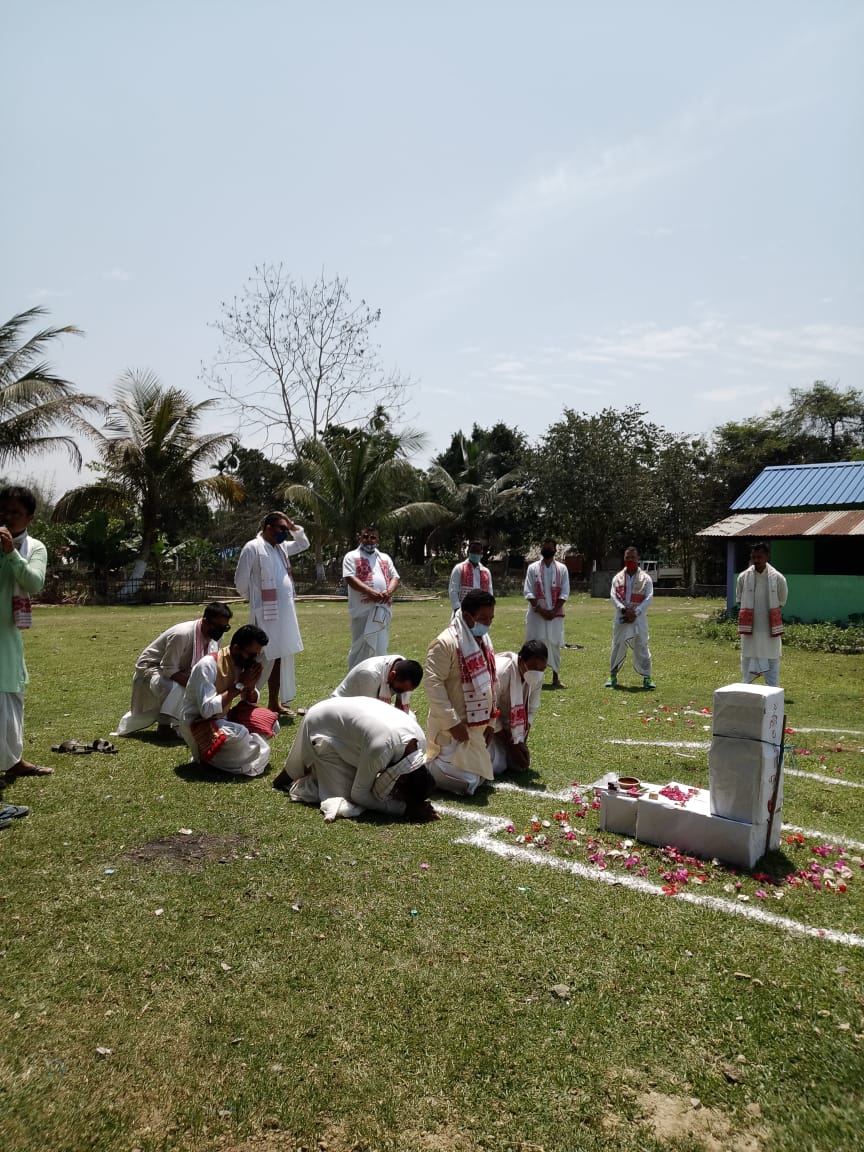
426,729,492,796
741,655,780,687
488,733,525,777
260,656,296,705
0,692,24,771
179,719,271,778
524,612,565,673
347,607,392,670
610,615,652,678
115,669,185,735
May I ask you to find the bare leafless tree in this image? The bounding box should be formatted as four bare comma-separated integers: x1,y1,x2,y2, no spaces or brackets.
204,264,408,458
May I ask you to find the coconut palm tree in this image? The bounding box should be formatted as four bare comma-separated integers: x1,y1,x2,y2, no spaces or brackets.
0,306,105,468
427,431,526,546
53,371,243,592
284,419,450,564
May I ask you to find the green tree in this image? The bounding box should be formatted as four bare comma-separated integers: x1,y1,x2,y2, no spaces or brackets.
428,424,529,549
0,306,104,468
526,406,663,569
284,417,449,560
53,372,242,592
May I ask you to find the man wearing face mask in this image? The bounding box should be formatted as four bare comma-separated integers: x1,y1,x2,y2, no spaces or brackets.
342,527,400,670
273,696,437,822
488,640,548,775
235,510,310,718
0,485,50,781
524,539,570,689
113,602,233,739
179,624,277,777
606,546,655,689
424,588,498,795
448,540,494,612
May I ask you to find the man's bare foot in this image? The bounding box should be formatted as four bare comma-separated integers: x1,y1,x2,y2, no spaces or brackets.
6,760,54,778
551,678,567,690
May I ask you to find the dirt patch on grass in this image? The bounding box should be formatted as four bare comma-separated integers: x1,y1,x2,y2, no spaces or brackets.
211,1120,487,1152
635,1091,766,1152
122,832,254,870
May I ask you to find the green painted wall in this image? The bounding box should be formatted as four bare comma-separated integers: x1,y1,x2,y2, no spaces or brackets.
772,539,814,574
784,575,864,623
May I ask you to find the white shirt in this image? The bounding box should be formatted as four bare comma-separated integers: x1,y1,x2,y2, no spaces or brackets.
342,547,399,618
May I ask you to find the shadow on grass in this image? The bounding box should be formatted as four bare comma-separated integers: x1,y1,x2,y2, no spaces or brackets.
173,762,264,784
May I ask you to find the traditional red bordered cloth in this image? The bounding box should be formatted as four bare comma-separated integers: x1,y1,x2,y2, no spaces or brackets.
497,651,528,744
354,554,393,603
191,649,269,760
738,564,785,637
250,533,291,624
227,701,279,738
11,532,33,629
450,611,498,727
612,566,652,607
460,561,490,593
533,561,567,617
191,618,210,664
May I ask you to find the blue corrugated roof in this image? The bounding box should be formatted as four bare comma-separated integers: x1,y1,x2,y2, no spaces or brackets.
732,461,864,510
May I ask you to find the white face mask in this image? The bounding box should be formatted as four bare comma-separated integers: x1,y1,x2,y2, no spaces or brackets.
522,669,545,686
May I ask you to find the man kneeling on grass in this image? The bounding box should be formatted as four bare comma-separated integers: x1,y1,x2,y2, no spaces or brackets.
272,697,437,823
179,624,279,778
331,653,423,713
489,639,548,776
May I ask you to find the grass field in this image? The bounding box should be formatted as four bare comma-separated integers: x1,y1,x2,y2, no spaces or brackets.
2,594,863,1152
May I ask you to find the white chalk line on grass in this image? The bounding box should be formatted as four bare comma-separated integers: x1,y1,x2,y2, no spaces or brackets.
604,739,864,789
437,805,864,949
681,714,864,738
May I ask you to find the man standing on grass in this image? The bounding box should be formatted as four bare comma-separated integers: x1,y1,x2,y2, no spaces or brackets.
606,546,655,689
424,588,498,795
273,696,437,822
524,539,569,689
342,527,400,670
114,602,233,739
736,541,788,687
179,624,277,777
489,640,548,776
331,654,423,712
448,540,493,612
0,485,51,783
235,510,310,719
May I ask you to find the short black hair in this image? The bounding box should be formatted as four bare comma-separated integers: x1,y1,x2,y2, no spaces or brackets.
461,589,496,615
262,510,289,529
394,764,435,806
391,658,423,687
232,623,268,649
0,485,37,516
542,538,557,547
751,541,770,553
519,639,548,663
203,601,233,621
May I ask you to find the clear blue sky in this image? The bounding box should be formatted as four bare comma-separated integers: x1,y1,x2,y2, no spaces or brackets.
3,1,862,496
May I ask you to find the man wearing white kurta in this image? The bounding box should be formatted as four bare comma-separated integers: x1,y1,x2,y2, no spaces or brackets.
425,589,498,796
235,510,310,716
0,486,50,780
332,654,423,712
114,603,232,738
524,539,570,689
489,641,548,775
179,625,274,777
606,547,655,689
448,541,493,612
736,542,788,688
273,696,436,822
342,527,400,670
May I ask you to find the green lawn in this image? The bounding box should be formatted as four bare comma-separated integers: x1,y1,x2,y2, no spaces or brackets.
2,595,863,1152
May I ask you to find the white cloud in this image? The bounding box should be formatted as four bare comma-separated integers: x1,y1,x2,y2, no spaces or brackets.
27,288,68,300
103,267,131,282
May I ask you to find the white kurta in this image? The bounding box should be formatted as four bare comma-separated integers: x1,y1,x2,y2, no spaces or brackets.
342,548,399,669
179,655,271,777
332,653,410,708
737,566,788,684
609,568,653,678
0,532,47,770
523,560,569,673
235,527,310,702
448,562,493,611
115,619,217,735
283,696,424,818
